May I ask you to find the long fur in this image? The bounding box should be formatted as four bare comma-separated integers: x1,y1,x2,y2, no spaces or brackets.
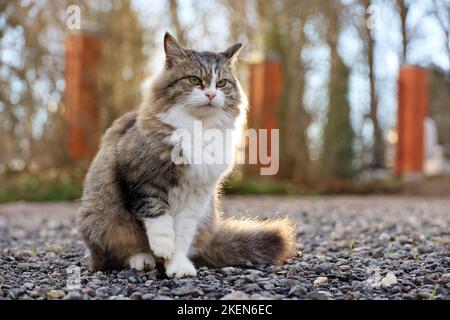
77,33,297,273
192,216,297,267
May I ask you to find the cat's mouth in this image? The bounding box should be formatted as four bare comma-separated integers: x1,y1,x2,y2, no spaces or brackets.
191,103,221,118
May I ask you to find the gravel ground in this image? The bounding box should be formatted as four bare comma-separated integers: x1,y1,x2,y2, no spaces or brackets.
0,196,449,300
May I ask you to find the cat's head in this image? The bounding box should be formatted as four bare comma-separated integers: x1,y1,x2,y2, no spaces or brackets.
151,32,246,122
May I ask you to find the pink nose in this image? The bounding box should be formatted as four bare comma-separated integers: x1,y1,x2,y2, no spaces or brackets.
205,91,216,101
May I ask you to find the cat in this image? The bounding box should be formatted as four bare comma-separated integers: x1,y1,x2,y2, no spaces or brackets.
77,32,296,278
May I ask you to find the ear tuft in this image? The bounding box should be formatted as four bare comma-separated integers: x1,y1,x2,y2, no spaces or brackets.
164,32,186,69
220,43,244,64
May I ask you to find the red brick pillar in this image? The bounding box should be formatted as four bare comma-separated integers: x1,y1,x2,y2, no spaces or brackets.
65,31,102,165
395,66,429,177
245,59,283,178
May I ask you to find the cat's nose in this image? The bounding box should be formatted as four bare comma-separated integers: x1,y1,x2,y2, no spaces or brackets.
205,91,216,101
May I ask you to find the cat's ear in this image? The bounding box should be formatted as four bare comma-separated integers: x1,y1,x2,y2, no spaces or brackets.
220,43,244,64
164,32,187,69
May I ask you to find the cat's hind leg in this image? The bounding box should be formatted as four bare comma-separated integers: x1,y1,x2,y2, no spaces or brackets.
79,207,152,271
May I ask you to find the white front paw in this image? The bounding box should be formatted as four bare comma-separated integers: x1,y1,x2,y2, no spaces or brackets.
165,255,197,279
145,215,175,259
149,235,175,259
128,253,155,271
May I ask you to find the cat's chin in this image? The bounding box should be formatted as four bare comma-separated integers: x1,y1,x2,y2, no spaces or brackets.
189,104,222,118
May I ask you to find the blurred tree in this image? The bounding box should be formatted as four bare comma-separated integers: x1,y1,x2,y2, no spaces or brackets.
430,1,450,158
432,0,450,58
225,0,248,42
259,1,312,183
225,0,313,183
395,0,412,63
0,1,69,169
359,0,385,168
92,0,148,131
2,0,449,185
0,0,148,170
168,0,186,44
321,0,355,180
221,0,264,53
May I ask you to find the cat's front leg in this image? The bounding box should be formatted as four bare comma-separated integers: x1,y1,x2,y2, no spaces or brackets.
136,196,175,260
145,215,175,259
164,204,206,279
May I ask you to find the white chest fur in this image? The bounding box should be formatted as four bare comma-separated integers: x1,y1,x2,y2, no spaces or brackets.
169,130,234,214
159,106,237,215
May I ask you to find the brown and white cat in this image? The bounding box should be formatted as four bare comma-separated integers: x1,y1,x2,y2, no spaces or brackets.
77,32,296,278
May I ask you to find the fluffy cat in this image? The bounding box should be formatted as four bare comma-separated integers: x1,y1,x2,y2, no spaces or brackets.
78,32,296,278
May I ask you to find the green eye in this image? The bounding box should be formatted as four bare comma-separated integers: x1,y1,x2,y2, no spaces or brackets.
188,76,202,86
216,79,227,88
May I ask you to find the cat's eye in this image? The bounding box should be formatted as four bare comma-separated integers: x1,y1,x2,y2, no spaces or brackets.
216,79,227,88
188,76,202,86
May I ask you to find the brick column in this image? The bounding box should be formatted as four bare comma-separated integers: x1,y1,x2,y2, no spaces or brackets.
245,59,283,178
65,31,102,165
395,66,429,177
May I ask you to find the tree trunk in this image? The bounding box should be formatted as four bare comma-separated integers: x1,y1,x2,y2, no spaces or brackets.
168,0,185,44
368,35,385,168
364,0,385,168
397,0,409,63
265,16,311,183
322,2,355,180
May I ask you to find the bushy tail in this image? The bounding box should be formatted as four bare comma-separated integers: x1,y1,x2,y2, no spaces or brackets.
194,218,297,267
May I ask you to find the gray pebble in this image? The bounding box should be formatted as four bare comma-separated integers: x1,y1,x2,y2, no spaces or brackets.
129,292,143,300
1,198,449,301
172,286,204,297
288,285,307,297
63,292,83,300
